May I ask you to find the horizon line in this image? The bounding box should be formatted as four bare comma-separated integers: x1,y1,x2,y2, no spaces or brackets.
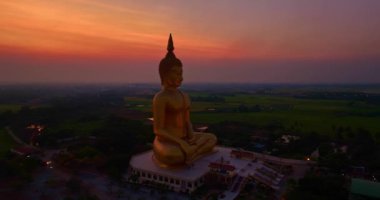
1,81,380,86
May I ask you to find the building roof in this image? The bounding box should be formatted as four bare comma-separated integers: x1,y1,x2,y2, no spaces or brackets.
351,178,380,198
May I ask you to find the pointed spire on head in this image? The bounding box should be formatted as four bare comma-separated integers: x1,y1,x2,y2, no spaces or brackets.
167,33,174,52
159,33,183,85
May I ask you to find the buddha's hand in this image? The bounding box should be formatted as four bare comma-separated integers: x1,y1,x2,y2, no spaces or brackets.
187,136,197,145
179,140,197,157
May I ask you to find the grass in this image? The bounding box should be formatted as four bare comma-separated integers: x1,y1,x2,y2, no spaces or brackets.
0,128,16,158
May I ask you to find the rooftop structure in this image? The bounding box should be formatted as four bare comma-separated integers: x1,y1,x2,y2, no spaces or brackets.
208,162,236,172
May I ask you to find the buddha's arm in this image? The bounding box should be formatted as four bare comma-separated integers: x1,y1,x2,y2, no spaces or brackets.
184,93,195,141
185,107,195,141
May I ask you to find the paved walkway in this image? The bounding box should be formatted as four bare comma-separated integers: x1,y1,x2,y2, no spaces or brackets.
251,151,316,166
221,175,247,200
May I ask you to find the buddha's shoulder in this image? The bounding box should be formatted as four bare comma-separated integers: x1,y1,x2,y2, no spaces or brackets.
182,92,191,101
153,90,171,102
153,90,190,101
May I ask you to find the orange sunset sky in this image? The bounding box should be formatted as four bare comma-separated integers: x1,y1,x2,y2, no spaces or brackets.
1,0,380,83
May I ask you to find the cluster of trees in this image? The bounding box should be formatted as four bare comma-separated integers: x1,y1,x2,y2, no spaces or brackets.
92,116,152,181
45,115,153,181
285,173,348,200
191,95,225,102
209,121,255,149
334,128,379,171
64,177,100,200
294,91,380,103
1,91,154,182
0,153,42,188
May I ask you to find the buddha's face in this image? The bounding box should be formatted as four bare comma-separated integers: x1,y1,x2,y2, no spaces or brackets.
163,65,183,88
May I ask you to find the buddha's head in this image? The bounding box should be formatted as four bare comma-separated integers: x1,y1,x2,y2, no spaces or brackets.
159,34,183,88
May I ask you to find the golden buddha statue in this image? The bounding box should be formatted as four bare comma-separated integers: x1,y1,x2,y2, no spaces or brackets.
152,34,217,168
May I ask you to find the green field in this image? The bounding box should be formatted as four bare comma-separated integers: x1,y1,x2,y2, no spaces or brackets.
125,93,380,136
0,104,50,114
124,97,152,111
0,104,21,113
48,119,106,137
192,95,380,135
0,128,16,158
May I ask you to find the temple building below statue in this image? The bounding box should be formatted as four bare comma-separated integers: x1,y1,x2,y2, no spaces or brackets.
128,146,313,198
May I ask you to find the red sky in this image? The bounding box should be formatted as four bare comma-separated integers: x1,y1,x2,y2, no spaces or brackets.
1,0,380,83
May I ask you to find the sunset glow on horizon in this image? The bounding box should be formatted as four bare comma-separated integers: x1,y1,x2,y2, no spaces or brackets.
1,0,380,83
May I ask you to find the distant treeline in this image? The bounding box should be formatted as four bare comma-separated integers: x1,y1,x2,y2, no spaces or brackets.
294,92,380,104
191,95,225,102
